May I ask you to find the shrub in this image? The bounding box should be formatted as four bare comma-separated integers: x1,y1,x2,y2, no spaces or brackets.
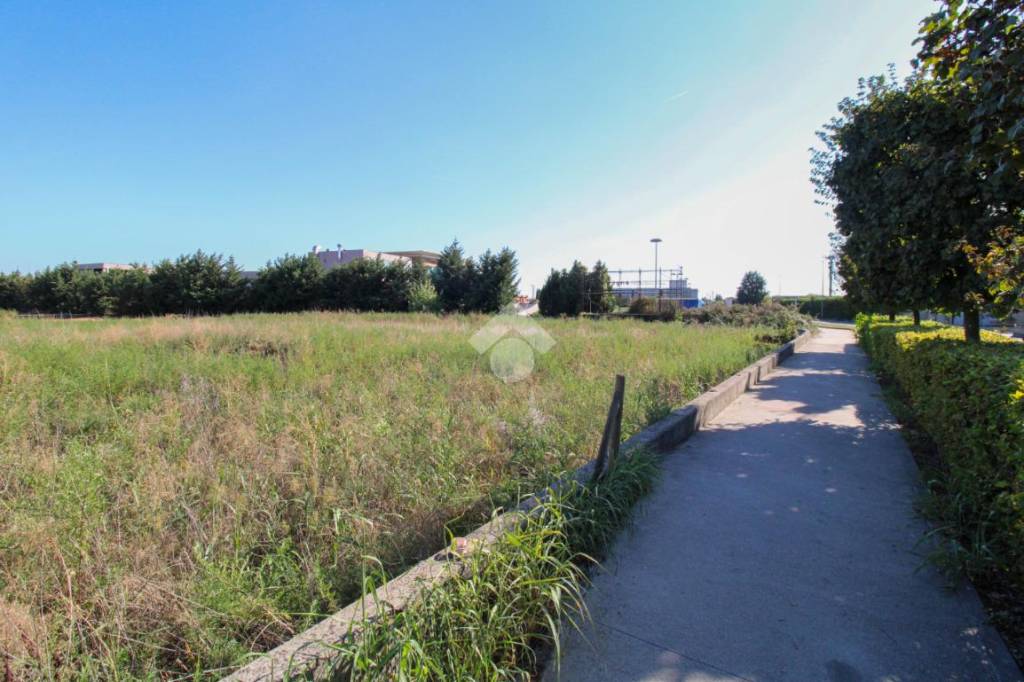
680,301,809,344
856,314,1024,593
331,452,657,680
779,296,856,320
627,297,677,322
407,278,440,312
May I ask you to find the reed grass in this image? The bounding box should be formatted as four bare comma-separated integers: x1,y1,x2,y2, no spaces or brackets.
0,312,771,680
327,453,658,682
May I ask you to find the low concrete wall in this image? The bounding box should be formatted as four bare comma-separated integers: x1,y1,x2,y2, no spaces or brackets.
223,329,813,681
623,330,811,453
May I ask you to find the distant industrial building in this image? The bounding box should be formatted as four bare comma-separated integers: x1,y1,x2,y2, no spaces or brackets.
77,246,442,281
311,245,442,269
75,262,137,274
609,267,700,308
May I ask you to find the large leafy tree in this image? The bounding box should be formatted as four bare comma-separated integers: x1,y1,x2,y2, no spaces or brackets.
735,271,768,305
813,72,999,341
323,257,419,312
25,263,108,314
586,261,615,314
537,260,611,316
470,247,519,313
538,269,566,316
254,253,325,312
813,74,921,318
0,272,28,311
431,240,519,313
103,267,154,316
150,250,247,315
917,0,1024,310
918,0,1024,175
432,240,473,313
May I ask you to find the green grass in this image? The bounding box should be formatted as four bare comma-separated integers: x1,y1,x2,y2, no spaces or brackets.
0,312,773,680
328,452,658,682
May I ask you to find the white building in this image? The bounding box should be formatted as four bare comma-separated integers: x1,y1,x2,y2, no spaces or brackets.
311,245,441,269
75,262,136,273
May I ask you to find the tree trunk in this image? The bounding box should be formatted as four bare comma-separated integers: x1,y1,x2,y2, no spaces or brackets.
888,311,896,322
913,310,921,326
963,307,981,343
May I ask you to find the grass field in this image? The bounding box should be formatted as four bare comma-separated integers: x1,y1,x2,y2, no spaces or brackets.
0,312,774,680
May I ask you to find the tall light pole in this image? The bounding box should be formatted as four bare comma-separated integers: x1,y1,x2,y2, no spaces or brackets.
827,255,835,296
650,238,662,293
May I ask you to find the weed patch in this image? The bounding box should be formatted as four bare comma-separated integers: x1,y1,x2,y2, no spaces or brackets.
326,453,657,681
0,312,769,679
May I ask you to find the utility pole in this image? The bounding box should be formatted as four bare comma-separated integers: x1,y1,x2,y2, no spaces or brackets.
650,238,662,294
827,255,835,297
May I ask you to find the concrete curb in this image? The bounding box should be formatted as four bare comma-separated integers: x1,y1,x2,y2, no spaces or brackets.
623,330,812,453
222,329,814,681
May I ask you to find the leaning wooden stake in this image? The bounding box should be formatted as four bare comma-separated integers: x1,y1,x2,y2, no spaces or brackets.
591,374,626,485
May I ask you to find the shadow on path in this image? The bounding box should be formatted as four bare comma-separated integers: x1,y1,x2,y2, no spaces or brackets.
547,329,1021,682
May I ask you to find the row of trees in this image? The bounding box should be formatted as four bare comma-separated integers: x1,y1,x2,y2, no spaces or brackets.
536,264,772,318
537,261,614,316
813,0,1023,342
0,241,519,316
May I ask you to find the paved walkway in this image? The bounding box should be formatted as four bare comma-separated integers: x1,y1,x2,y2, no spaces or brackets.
548,329,1021,682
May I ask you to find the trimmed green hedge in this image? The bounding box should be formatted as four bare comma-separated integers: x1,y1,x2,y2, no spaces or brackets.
775,296,855,320
798,296,855,320
856,315,1024,590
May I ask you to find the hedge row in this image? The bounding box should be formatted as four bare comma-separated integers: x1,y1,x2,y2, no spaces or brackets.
775,296,855,320
0,243,518,317
680,301,811,344
856,315,1023,591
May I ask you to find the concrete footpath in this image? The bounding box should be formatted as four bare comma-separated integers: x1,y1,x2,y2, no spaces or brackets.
547,328,1021,682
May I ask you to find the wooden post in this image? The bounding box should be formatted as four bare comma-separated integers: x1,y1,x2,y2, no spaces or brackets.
591,375,626,485
606,376,624,472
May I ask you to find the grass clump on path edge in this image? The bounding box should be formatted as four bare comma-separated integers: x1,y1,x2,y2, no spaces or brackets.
322,452,658,682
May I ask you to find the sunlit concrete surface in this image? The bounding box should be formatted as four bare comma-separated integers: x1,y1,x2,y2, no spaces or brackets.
547,329,1021,682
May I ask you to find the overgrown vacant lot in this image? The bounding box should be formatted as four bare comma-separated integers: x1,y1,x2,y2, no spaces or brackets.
0,312,773,679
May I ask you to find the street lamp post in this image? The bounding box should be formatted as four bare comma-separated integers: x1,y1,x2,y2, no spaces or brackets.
650,238,662,294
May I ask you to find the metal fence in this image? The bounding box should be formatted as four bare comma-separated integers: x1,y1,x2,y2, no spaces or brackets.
585,267,700,313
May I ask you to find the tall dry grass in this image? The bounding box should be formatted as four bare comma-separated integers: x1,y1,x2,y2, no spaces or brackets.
0,312,772,679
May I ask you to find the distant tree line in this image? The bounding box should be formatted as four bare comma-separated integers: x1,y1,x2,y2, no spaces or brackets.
537,261,614,316
0,240,519,316
812,0,1024,342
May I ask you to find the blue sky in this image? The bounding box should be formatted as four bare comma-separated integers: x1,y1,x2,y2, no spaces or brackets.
1,0,933,297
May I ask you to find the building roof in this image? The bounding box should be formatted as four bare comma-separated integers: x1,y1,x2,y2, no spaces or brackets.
75,262,136,272
384,250,442,262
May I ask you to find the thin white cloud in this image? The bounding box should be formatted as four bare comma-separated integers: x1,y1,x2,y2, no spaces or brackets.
666,89,689,102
